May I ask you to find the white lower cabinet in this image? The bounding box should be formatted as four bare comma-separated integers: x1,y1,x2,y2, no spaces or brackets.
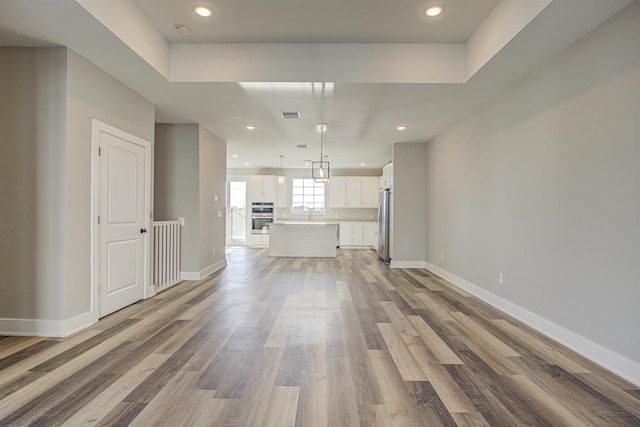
250,234,269,248
363,222,378,248
339,222,363,246
339,222,376,248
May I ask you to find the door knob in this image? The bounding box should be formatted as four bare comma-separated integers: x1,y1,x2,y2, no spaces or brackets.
140,228,147,233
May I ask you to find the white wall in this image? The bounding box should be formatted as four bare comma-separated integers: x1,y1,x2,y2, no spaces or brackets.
423,3,639,382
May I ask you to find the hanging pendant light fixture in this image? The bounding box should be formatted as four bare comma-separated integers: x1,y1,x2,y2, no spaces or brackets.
277,155,285,184
312,123,330,183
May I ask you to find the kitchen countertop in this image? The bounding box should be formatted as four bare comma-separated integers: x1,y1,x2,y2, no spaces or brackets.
271,221,339,226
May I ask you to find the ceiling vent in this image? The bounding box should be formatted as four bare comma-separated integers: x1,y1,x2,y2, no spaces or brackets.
281,111,300,119
296,144,308,149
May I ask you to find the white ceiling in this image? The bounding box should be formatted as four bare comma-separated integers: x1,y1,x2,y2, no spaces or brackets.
0,0,633,171
132,0,500,44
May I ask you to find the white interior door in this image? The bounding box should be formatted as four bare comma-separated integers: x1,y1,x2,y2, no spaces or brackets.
98,130,148,317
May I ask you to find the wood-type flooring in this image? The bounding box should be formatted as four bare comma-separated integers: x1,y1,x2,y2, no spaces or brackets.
0,247,639,426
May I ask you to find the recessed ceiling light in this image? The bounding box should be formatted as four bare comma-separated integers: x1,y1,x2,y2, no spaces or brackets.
194,6,212,17
425,5,443,17
245,125,255,130
397,125,407,131
231,154,238,158
244,162,250,166
360,163,366,167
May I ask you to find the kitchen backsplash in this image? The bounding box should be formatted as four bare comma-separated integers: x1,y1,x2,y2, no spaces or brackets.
275,207,377,222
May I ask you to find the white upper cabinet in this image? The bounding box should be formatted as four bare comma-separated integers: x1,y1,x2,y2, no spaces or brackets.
249,175,275,202
330,177,347,208
345,177,362,207
382,162,393,189
330,176,380,208
361,177,379,208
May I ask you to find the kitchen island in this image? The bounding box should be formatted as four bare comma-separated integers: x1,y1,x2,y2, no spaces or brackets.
269,221,339,257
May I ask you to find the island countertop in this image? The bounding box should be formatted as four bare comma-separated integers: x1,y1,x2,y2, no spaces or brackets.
271,220,339,226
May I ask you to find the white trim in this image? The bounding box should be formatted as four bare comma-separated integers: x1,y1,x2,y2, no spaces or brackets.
146,284,157,299
390,260,427,269
425,262,640,388
180,258,228,281
91,119,152,321
64,310,98,336
0,310,95,337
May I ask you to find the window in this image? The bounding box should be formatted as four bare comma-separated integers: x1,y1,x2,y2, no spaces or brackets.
291,178,325,213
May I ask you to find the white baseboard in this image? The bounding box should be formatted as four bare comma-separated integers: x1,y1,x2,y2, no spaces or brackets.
64,310,98,336
425,262,640,388
390,260,427,269
181,258,228,281
0,310,96,337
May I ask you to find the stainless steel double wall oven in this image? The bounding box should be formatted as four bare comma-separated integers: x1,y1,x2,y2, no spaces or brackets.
251,202,274,234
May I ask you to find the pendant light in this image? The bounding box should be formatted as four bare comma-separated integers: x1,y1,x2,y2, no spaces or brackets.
312,123,330,184
277,155,285,184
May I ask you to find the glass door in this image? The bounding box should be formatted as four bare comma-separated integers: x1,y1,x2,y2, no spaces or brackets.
227,181,247,244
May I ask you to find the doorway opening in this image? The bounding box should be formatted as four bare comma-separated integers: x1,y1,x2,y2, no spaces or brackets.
227,180,247,244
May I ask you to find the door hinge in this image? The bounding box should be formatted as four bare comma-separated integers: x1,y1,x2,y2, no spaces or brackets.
98,216,100,225
98,147,101,156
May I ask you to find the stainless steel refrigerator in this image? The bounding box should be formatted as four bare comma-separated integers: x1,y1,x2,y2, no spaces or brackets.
378,189,391,262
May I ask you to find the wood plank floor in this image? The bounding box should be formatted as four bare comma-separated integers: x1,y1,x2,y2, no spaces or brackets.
1,247,639,426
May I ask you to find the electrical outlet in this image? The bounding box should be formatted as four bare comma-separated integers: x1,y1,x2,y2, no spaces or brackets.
212,247,216,255
217,210,222,218
178,217,185,226
499,273,504,284
440,252,444,261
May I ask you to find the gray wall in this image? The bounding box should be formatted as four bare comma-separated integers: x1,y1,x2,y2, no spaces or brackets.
198,125,227,269
65,50,155,318
154,124,227,274
423,3,639,365
0,47,67,320
0,47,155,323
154,124,201,273
393,143,427,264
